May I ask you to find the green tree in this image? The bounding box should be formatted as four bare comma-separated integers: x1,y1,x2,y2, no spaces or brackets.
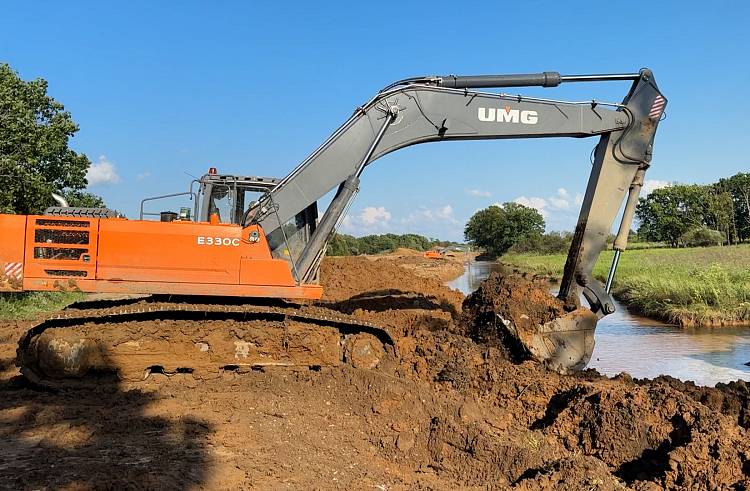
509,231,572,254
325,233,452,256
63,190,106,208
636,184,738,247
635,185,710,247
705,191,737,244
464,202,545,258
716,173,750,241
0,63,101,214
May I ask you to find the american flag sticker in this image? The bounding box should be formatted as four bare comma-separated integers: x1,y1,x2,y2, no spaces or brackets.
3,262,23,280
649,95,666,120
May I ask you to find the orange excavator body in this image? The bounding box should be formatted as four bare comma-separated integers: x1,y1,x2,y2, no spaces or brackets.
423,250,442,259
0,214,322,299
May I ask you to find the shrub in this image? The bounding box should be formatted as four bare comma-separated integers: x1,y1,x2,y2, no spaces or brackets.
679,227,725,248
509,231,572,255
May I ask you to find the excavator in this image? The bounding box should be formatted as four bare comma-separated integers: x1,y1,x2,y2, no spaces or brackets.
0,68,666,384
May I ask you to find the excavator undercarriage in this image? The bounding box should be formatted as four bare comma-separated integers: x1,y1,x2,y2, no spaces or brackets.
18,296,396,387
2,68,666,385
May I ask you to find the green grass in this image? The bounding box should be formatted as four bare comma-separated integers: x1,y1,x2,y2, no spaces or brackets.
502,244,750,326
0,291,84,320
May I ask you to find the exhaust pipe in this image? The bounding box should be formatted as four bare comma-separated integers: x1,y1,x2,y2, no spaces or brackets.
51,193,69,207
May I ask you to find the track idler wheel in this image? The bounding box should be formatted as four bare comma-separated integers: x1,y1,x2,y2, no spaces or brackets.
343,333,386,370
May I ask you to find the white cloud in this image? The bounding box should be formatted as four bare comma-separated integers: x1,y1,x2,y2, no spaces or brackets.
642,179,671,195
465,189,491,198
340,206,392,234
513,196,550,217
86,155,121,186
513,188,580,219
512,187,586,231
359,206,391,225
402,204,459,225
340,204,464,241
137,171,152,181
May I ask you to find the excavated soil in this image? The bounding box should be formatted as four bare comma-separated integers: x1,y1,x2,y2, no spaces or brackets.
1,255,750,489
460,272,571,362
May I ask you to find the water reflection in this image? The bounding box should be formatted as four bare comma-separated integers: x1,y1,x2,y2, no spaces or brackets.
447,260,750,386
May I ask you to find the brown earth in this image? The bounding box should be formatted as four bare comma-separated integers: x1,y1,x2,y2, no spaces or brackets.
1,255,750,489
459,272,571,361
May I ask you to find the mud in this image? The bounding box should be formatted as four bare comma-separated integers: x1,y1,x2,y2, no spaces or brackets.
1,255,750,489
459,272,568,360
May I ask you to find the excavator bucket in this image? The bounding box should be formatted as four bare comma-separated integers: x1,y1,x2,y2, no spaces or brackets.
463,272,598,374
501,308,598,374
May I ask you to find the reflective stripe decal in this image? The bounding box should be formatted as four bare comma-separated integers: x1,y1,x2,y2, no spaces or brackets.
3,262,23,279
649,95,665,120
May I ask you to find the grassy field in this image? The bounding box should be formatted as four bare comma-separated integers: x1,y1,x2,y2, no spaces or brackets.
0,291,84,320
503,244,750,327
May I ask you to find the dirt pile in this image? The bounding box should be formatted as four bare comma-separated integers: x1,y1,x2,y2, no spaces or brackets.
387,253,467,282
322,261,750,488
461,271,567,346
319,256,463,337
2,256,750,489
645,375,750,429
390,247,422,256
320,256,462,306
458,271,596,372
391,329,750,488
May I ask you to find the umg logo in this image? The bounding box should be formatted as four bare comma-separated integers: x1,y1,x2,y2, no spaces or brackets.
477,106,538,124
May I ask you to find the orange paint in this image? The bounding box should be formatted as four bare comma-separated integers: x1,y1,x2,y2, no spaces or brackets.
0,214,322,300
0,215,27,291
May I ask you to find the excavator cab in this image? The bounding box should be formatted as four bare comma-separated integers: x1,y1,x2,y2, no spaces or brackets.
139,168,281,225
140,169,319,263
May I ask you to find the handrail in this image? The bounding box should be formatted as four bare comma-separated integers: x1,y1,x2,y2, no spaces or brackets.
139,191,197,220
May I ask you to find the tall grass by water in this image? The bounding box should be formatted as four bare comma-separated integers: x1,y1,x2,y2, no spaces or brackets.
503,244,750,327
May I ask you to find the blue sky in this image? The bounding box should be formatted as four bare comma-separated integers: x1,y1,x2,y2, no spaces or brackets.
2,1,748,241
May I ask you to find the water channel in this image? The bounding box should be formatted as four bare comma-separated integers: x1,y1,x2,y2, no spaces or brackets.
446,261,750,386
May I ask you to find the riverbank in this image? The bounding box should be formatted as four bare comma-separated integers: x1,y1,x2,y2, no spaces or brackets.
502,244,750,327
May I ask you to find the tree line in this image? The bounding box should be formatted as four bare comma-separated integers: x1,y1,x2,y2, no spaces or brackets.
635,174,750,247
463,172,750,259
327,233,459,256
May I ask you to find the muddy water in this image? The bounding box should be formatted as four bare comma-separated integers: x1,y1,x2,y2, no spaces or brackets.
446,261,750,386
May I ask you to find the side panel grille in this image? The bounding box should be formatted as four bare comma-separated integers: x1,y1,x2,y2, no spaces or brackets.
44,269,88,277
36,219,90,228
35,229,90,244
34,247,89,260
26,216,99,281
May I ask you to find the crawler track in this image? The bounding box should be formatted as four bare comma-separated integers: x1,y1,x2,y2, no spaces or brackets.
17,296,397,388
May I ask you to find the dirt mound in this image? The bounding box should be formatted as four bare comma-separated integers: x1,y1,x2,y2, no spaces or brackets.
463,271,566,332
3,256,750,489
645,375,750,429
459,272,571,362
319,257,463,323
390,247,421,256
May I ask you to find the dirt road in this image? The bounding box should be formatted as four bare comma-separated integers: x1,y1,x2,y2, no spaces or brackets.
1,254,749,489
